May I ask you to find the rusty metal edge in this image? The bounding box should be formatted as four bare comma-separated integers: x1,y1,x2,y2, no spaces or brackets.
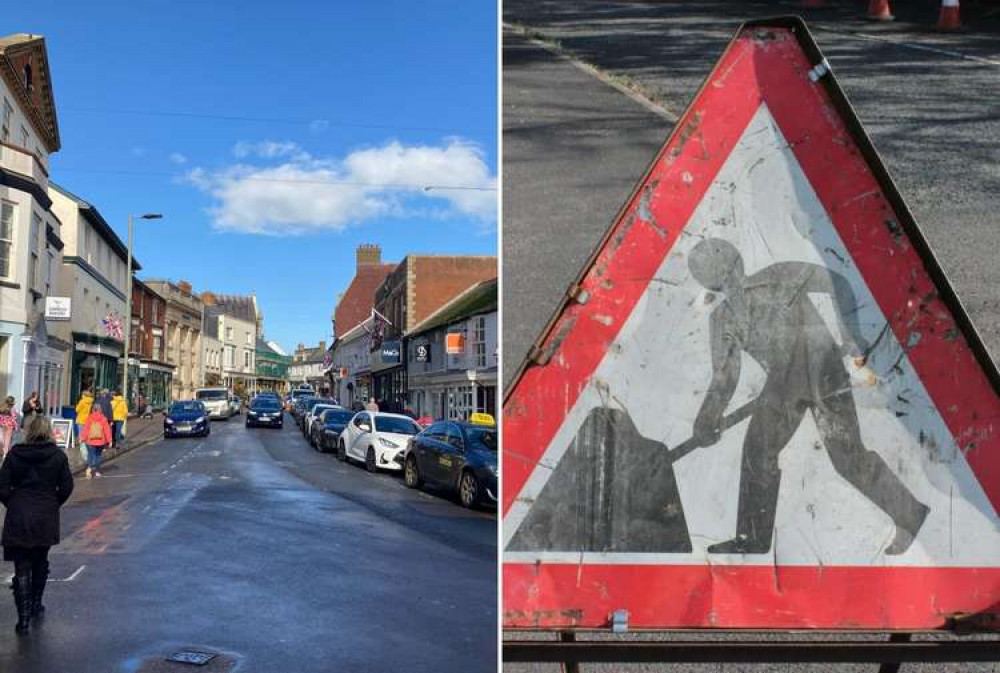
503,14,1000,406
502,639,1000,664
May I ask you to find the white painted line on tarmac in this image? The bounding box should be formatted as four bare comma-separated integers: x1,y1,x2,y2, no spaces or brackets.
51,565,86,583
817,26,1000,67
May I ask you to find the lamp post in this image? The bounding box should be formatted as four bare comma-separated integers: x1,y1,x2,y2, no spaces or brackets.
122,213,162,441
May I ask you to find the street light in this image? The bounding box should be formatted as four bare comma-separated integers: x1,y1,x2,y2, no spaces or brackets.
122,213,162,442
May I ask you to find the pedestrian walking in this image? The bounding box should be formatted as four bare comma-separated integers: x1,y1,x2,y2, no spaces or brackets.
365,397,379,413
21,392,42,424
74,390,94,443
0,397,18,458
96,389,113,423
0,414,74,634
111,390,127,450
81,406,112,479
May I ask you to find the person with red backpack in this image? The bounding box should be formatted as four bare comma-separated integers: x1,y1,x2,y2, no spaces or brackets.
82,407,112,479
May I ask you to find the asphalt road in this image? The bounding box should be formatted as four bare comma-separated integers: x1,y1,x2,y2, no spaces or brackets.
502,1,1000,670
0,413,496,673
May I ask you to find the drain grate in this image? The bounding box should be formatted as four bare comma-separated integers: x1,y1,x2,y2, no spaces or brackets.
166,651,217,666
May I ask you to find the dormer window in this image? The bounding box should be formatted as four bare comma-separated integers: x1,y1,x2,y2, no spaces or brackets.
23,64,33,93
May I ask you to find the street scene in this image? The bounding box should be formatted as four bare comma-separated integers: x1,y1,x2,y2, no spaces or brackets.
0,1,497,671
503,0,1000,671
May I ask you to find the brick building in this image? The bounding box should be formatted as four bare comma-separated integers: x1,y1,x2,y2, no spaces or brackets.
371,255,496,411
128,279,173,410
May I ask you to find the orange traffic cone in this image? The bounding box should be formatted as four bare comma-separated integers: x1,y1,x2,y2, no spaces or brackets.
866,0,894,21
937,0,961,30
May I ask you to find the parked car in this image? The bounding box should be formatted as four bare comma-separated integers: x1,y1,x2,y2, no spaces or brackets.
314,408,355,453
287,387,315,411
299,398,336,430
195,387,233,419
303,403,341,442
338,412,421,473
291,396,316,422
164,401,210,438
402,420,497,508
246,396,284,428
228,394,242,416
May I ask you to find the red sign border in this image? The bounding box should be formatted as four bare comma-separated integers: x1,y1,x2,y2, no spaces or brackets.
502,16,1000,631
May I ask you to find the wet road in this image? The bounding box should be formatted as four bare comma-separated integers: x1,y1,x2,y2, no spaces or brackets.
0,413,497,673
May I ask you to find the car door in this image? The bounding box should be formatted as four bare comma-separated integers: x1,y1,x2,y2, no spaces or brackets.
434,423,465,486
415,422,445,484
348,412,371,460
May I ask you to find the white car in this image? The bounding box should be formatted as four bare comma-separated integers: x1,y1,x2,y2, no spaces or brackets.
195,387,233,419
338,411,421,473
304,403,341,443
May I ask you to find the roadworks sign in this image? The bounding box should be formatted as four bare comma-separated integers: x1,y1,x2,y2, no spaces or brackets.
503,17,1000,631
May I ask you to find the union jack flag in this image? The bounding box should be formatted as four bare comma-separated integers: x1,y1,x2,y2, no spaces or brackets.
363,308,392,351
102,313,124,341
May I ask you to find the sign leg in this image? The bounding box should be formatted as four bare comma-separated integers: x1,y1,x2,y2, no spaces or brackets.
559,632,580,673
877,633,912,673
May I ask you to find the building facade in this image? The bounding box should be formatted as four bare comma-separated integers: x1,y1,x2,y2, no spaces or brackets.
144,279,204,401
203,293,259,397
331,324,370,409
50,183,134,406
405,278,497,421
255,339,289,393
128,279,173,410
201,313,222,388
289,342,329,394
371,255,497,412
0,34,71,413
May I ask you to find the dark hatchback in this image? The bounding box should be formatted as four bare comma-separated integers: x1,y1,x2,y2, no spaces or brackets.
314,408,355,453
164,401,210,438
298,398,336,430
291,396,317,422
402,421,497,508
246,397,284,428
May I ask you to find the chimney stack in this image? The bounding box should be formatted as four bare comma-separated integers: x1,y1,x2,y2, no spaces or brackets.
178,280,193,294
200,291,216,306
319,340,326,351
356,243,381,270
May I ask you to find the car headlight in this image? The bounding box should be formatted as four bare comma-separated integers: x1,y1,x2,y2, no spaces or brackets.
165,418,175,425
194,416,205,424
378,437,399,449
486,463,497,475
248,410,258,416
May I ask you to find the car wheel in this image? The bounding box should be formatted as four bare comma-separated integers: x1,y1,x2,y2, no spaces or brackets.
459,470,481,509
404,455,422,489
365,447,377,473
337,440,347,462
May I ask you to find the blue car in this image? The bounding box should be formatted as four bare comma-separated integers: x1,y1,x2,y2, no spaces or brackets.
164,401,210,438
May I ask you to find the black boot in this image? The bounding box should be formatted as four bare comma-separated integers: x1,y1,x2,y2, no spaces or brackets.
30,565,48,619
12,574,31,634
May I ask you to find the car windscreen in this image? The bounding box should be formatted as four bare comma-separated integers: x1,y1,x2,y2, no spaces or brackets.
196,390,228,401
292,390,315,399
251,399,281,411
465,426,497,452
170,402,204,414
374,416,420,435
324,410,354,425
307,399,335,411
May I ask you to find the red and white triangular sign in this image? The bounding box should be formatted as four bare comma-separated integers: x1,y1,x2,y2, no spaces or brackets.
503,17,1000,631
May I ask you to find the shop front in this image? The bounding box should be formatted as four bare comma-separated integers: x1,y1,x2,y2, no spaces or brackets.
137,360,173,411
371,340,406,413
70,333,123,403
20,320,71,416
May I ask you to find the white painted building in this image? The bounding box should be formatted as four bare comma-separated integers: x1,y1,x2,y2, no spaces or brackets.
331,325,371,408
204,294,259,396
0,34,71,412
201,313,223,387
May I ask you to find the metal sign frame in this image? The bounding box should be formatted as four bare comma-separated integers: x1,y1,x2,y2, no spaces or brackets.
502,14,1000,639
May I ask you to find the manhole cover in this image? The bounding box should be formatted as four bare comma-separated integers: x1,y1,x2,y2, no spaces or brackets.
166,651,216,665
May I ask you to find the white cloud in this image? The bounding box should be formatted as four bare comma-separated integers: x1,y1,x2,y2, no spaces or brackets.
184,139,496,235
169,152,188,165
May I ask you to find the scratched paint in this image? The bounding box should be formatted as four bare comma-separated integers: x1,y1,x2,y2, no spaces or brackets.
503,20,1000,631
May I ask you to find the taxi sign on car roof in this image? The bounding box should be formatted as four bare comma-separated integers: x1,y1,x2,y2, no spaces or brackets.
503,17,1000,631
469,412,496,427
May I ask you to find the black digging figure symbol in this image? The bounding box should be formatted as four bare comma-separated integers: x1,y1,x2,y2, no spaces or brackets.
689,238,929,555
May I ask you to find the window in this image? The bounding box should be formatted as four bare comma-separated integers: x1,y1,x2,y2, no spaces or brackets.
20,125,29,148
224,346,234,368
151,301,158,324
22,64,32,93
226,326,233,341
0,202,13,278
473,317,487,368
1,99,11,142
28,213,41,291
45,248,53,295
246,332,251,345
244,350,251,369
153,335,162,359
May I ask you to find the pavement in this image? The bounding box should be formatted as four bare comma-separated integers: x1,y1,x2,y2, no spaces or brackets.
0,412,496,672
502,1,1000,670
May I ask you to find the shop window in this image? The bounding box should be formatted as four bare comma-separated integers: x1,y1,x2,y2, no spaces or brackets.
473,316,487,368
1,99,10,141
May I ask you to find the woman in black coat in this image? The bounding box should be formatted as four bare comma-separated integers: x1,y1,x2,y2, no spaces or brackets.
0,414,74,633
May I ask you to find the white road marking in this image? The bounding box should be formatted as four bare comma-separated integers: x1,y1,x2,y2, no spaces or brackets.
50,565,86,583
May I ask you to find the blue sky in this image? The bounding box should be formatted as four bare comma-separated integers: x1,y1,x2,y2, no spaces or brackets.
8,0,497,353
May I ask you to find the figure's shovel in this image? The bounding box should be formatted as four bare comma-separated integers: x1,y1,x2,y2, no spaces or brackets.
507,400,756,554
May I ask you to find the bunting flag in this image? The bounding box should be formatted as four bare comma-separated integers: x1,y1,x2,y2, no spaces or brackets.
102,313,124,341
363,308,392,350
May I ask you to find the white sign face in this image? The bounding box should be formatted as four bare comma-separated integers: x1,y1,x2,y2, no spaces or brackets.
44,296,72,321
504,105,1000,568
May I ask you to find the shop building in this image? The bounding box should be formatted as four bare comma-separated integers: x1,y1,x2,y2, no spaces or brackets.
203,293,259,398
405,278,497,421
128,279,173,410
144,279,203,401
256,339,289,393
289,341,329,394
0,34,71,411
371,254,497,413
